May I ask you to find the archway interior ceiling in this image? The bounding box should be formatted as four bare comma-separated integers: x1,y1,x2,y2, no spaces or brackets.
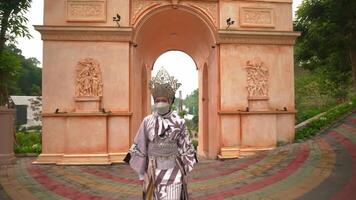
135,8,215,68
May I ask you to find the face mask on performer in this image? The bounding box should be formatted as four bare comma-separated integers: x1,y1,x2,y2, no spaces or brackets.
153,96,170,115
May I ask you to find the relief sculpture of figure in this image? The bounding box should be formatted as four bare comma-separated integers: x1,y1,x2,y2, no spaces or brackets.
245,59,269,97
75,58,103,97
124,67,198,200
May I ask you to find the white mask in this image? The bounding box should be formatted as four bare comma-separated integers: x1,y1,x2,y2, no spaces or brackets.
153,102,170,115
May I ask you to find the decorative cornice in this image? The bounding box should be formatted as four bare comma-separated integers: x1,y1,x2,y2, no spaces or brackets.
218,30,300,45
42,111,133,117
218,110,296,115
0,108,15,114
234,0,292,3
34,25,133,42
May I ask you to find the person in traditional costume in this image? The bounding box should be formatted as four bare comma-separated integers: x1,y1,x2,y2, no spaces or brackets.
124,67,197,200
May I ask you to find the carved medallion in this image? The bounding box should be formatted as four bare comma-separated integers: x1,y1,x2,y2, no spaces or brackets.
67,0,107,22
75,58,103,97
245,58,269,98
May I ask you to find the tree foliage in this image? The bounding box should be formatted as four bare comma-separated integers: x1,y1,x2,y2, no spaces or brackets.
184,89,198,115
0,48,21,105
0,45,41,106
0,0,32,106
8,45,42,96
294,0,356,96
0,0,32,51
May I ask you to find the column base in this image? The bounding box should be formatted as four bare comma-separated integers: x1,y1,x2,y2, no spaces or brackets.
0,153,16,165
33,152,128,165
239,147,275,157
218,147,240,159
32,153,63,164
109,152,126,163
57,154,111,165
218,147,276,159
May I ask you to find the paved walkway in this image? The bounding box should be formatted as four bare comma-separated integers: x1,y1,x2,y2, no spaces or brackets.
1,112,355,200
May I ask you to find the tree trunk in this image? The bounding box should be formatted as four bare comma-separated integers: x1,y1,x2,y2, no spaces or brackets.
0,9,11,54
0,8,12,107
350,48,356,93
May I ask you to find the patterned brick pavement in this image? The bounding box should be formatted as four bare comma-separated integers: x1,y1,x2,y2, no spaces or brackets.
1,112,355,200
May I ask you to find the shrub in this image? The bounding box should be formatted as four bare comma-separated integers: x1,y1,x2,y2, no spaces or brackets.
295,96,356,141
14,131,42,154
192,139,198,150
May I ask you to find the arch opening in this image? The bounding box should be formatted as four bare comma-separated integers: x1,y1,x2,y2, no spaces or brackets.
133,6,216,68
131,6,218,158
151,51,198,132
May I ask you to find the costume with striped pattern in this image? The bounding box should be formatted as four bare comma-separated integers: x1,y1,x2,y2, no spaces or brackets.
127,110,197,200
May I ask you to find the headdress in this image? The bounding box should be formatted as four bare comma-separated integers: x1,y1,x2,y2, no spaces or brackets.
149,67,181,104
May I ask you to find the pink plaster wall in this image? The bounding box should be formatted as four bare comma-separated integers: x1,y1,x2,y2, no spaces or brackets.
220,115,241,147
0,109,15,155
241,114,277,148
277,114,295,143
42,117,66,154
66,117,107,153
42,41,130,113
44,0,130,27
220,44,295,111
108,116,130,152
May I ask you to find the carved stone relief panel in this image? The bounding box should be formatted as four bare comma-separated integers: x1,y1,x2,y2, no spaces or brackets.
67,0,107,22
75,58,103,97
240,7,275,28
182,1,218,26
131,0,217,26
131,0,163,25
245,58,269,98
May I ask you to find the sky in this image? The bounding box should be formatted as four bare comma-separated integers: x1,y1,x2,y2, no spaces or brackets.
16,0,303,98
152,51,198,98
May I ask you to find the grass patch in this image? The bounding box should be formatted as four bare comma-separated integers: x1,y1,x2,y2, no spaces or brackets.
295,96,356,141
14,131,42,154
296,105,334,124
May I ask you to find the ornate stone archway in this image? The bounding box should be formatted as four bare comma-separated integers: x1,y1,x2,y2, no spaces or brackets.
34,0,299,164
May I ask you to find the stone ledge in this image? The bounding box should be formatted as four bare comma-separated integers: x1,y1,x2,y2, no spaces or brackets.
218,30,300,45
34,25,133,42
239,147,275,157
0,153,16,165
32,153,63,164
15,153,39,157
0,108,15,114
32,153,128,165
57,154,111,165
218,146,275,159
42,111,133,117
218,147,240,159
218,110,296,115
109,152,127,163
237,0,292,3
